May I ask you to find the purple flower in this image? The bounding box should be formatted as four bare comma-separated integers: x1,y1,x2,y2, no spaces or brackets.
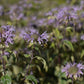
71,36,77,43
48,19,55,24
9,4,24,21
4,51,9,56
21,28,38,43
37,19,47,26
56,10,64,20
45,11,52,16
81,35,84,40
62,62,84,79
51,8,57,12
0,25,15,46
38,31,49,44
72,6,81,12
24,33,34,43
28,4,33,8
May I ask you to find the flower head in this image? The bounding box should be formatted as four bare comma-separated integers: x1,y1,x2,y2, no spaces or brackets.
21,28,38,43
62,62,84,79
81,35,84,40
38,31,49,44
0,25,15,46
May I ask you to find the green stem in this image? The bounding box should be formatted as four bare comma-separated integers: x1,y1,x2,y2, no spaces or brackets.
1,46,6,75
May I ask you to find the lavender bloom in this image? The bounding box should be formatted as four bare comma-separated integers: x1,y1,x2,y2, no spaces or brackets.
81,12,84,18
0,25,15,46
62,63,84,79
70,13,78,19
45,11,52,16
28,4,33,8
56,7,78,23
51,8,57,12
37,19,47,26
71,36,77,43
31,16,37,21
9,5,24,21
72,6,81,12
24,33,34,43
38,31,49,44
81,35,84,40
47,18,55,24
17,13,24,20
56,9,64,20
4,51,9,56
21,28,38,43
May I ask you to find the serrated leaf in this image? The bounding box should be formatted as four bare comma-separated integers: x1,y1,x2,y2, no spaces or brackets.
26,75,37,84
63,40,74,51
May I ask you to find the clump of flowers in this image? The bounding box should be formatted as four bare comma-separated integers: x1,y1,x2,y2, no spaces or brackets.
0,25,15,46
38,31,49,44
62,62,84,79
20,28,39,43
21,28,49,45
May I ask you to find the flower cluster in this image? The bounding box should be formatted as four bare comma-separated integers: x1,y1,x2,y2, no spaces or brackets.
38,31,49,44
0,25,15,46
21,28,49,44
62,62,84,79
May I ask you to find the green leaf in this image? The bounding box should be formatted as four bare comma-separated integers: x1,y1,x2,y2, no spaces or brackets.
7,22,12,25
50,42,55,49
63,40,74,51
13,65,22,75
1,75,11,84
54,29,63,39
24,54,30,58
81,50,84,58
55,29,60,37
26,75,37,84
35,56,48,72
66,27,73,33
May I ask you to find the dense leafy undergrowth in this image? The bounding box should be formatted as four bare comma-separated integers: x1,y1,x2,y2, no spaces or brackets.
0,0,84,84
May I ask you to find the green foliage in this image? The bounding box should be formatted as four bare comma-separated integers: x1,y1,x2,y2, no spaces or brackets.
24,54,31,58
63,40,74,51
81,50,84,58
35,56,48,72
26,75,37,84
1,75,11,84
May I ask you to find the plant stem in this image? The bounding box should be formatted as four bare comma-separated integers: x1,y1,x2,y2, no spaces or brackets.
1,46,6,75
72,77,74,84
